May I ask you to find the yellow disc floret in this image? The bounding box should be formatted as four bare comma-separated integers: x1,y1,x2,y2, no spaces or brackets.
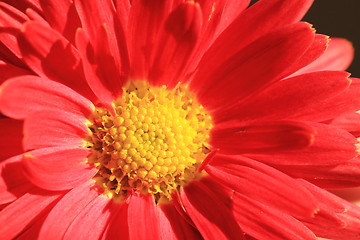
86,81,212,203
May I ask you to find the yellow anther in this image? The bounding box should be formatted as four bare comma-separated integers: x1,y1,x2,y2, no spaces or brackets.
86,81,212,202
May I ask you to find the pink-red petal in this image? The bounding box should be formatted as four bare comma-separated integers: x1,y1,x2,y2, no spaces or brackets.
22,147,96,191
245,122,357,165
206,154,319,219
181,180,244,239
0,75,94,120
0,190,63,240
38,180,100,240
192,22,315,109
0,118,23,160
23,110,88,151
128,192,160,240
210,121,314,154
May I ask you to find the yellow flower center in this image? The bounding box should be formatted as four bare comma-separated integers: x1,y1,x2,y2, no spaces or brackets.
86,81,212,203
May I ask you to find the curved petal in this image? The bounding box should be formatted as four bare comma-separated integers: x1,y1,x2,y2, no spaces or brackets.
298,180,360,240
128,192,160,240
206,154,319,219
17,21,97,101
191,22,315,110
232,193,316,240
63,195,113,240
245,122,357,165
0,190,63,240
213,71,351,124
0,118,23,160
22,147,96,191
0,155,33,204
0,75,94,120
39,0,81,44
330,112,360,136
295,38,354,74
210,121,314,154
195,0,314,87
0,60,32,84
181,180,244,239
23,110,89,151
39,180,99,240
101,202,129,240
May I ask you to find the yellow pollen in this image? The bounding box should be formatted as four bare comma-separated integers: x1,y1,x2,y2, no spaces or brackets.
86,81,212,203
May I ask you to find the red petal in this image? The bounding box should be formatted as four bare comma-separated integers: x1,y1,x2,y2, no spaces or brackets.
181,180,244,239
206,154,319,219
22,147,96,191
39,180,99,240
192,22,315,110
292,78,360,122
0,2,29,59
232,193,316,240
23,110,88,151
213,71,351,123
74,0,128,75
158,203,201,240
0,155,33,204
0,60,31,84
0,190,63,240
298,180,360,240
17,21,97,101
0,118,23,160
296,38,354,74
149,1,202,87
1,0,42,14
39,0,81,44
210,121,314,154
275,157,360,189
195,0,314,88
62,195,112,240
101,202,129,240
246,122,357,165
128,192,160,240
0,76,94,120
330,112,360,136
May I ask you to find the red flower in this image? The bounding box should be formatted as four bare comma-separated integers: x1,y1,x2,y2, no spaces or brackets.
0,0,360,239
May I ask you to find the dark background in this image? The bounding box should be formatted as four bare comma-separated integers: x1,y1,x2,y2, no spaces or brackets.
250,0,360,77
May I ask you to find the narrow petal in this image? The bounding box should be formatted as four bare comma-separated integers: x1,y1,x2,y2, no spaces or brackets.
298,180,360,240
158,203,201,240
192,22,315,109
213,71,351,124
195,0,314,86
210,121,314,154
101,202,129,240
296,38,354,74
292,78,360,122
74,0,128,74
0,155,33,204
39,180,99,240
127,0,175,79
22,147,96,191
181,180,244,239
39,0,81,44
0,76,94,120
233,193,316,240
17,21,97,101
0,60,31,84
23,110,89,151
0,190,63,240
330,112,360,136
206,154,319,219
0,2,29,59
1,0,42,14
245,122,357,165
149,1,202,87
128,192,160,240
0,119,23,160
275,158,360,189
63,195,113,240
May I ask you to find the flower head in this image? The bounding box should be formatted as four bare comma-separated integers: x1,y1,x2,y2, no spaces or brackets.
0,0,360,239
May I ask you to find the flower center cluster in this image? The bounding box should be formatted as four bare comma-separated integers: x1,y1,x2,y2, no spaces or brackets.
86,81,212,202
